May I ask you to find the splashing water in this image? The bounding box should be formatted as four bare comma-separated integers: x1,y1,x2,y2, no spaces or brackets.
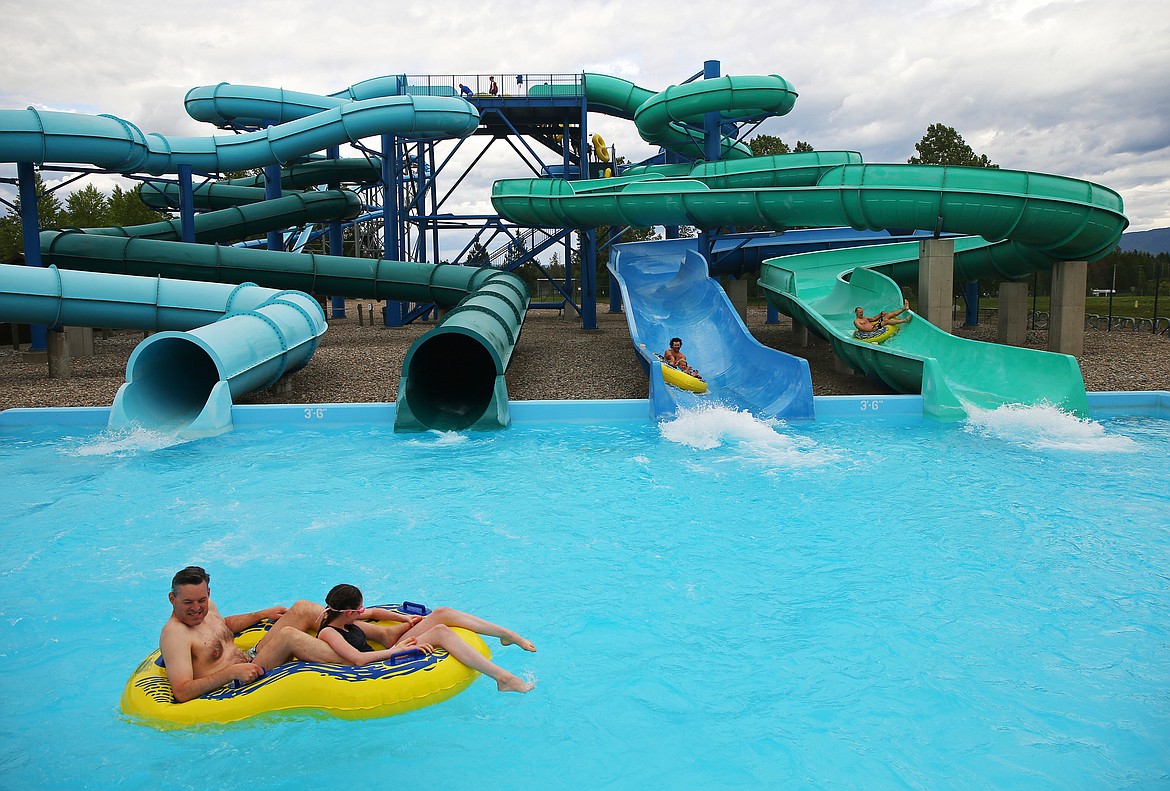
962,402,1140,452
658,404,837,467
405,430,470,447
70,426,187,456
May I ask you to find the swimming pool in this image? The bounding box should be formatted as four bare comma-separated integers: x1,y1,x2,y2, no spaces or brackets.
1,397,1167,789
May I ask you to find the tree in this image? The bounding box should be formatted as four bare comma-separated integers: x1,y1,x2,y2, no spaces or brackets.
747,134,814,157
108,185,168,226
465,241,490,265
63,184,110,228
908,123,999,168
0,174,65,262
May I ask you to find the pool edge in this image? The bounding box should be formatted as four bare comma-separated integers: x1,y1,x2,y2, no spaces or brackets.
2,392,1167,430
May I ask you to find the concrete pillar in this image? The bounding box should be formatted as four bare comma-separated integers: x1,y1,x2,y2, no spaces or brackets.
269,375,295,396
65,326,94,357
997,281,1029,346
918,238,955,334
792,321,810,348
1049,260,1088,356
47,329,71,379
724,276,748,324
833,354,856,376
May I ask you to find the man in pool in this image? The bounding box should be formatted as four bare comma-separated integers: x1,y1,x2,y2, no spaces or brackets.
159,566,343,703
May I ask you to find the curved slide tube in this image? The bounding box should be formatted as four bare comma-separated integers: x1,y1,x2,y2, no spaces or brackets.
109,290,326,438
138,159,381,212
37,229,529,431
759,237,1088,418
185,76,414,128
582,73,757,161
494,163,1124,266
81,189,361,243
0,95,478,175
0,263,324,437
608,238,813,421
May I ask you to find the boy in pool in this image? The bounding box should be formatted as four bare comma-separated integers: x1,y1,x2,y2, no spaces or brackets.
315,584,534,692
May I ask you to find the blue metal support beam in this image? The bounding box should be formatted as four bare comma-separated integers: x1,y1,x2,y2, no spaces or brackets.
326,145,346,318
177,164,196,244
17,161,46,350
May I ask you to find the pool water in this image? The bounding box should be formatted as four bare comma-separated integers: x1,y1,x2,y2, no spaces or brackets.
1,405,1167,789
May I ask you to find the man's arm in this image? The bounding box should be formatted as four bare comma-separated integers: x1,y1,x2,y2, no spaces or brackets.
223,605,287,634
159,626,261,703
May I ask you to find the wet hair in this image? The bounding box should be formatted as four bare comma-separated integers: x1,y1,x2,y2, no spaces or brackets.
319,583,363,630
670,337,682,346
171,565,210,595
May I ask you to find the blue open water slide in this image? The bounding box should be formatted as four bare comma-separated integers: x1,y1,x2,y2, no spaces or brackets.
610,238,814,421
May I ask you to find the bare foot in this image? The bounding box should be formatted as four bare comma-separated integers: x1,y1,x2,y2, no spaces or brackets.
497,673,534,693
501,635,537,652
904,298,910,310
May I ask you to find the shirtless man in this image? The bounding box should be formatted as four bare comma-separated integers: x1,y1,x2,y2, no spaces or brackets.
159,566,343,703
853,300,912,334
663,337,703,380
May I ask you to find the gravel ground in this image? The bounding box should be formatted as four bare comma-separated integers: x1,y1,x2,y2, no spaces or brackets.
1,301,1166,410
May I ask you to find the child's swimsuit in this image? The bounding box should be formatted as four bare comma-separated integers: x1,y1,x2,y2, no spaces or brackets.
322,624,374,652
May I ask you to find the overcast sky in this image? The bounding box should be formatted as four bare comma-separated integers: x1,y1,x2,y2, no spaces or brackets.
2,0,1167,233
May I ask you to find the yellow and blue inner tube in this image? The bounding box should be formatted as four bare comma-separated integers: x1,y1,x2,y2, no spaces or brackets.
852,324,899,344
120,603,489,728
654,354,708,393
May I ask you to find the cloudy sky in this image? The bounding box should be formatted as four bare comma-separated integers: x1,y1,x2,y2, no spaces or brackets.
2,0,1167,233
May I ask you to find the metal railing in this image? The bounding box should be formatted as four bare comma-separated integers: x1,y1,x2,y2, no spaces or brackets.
402,73,583,99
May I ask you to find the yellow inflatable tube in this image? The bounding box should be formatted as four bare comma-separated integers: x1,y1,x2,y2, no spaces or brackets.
852,324,899,344
120,616,489,728
661,362,708,393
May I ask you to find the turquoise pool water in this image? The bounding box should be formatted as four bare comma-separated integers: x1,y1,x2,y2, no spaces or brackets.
1,404,1167,789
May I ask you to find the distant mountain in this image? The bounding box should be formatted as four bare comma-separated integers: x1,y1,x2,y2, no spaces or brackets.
1118,227,1170,255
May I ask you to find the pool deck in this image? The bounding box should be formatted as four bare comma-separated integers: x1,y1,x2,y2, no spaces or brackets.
2,392,1167,431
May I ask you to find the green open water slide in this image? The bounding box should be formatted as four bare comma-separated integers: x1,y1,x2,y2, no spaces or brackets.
760,238,1089,417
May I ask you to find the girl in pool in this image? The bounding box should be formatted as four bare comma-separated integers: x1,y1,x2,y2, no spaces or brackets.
315,584,535,692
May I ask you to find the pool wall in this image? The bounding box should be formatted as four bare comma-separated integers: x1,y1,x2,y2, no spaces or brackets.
1,391,1167,430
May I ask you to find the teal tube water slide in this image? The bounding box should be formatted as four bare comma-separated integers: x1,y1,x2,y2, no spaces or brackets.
493,72,1129,418
138,159,381,211
2,92,529,431
34,220,528,431
0,262,325,438
0,95,477,175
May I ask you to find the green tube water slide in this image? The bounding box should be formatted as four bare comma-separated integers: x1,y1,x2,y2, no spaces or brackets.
2,93,528,431
494,72,1129,418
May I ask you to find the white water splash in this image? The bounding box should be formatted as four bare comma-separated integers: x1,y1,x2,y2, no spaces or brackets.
962,403,1140,452
659,404,836,468
69,426,187,456
405,430,469,447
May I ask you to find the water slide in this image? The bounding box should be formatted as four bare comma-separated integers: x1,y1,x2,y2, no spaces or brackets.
1,91,529,432
609,238,814,421
493,73,1129,419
